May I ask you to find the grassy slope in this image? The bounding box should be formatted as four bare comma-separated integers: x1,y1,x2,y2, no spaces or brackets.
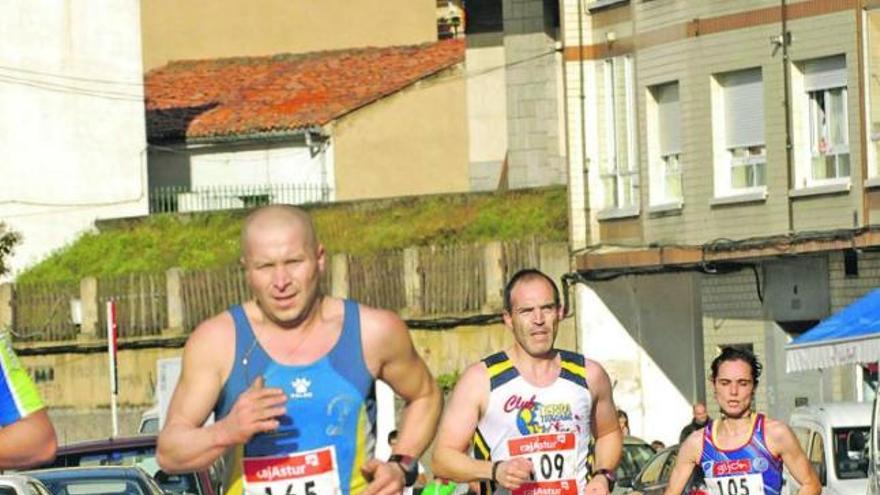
17,187,568,284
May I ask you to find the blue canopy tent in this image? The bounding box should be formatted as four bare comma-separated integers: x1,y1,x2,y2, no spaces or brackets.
786,288,880,372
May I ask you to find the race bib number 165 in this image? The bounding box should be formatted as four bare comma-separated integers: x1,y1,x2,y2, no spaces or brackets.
242,446,341,495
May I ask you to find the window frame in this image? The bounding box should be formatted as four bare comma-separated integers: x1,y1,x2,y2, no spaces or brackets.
598,56,640,219
711,67,768,201
647,81,683,209
805,86,850,184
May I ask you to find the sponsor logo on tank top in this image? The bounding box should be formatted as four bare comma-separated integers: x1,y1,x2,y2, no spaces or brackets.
516,402,577,435
711,459,752,476
752,457,769,472
290,377,313,399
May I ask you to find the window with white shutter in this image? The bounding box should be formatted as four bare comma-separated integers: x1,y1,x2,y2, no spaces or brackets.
719,68,766,193
651,82,682,205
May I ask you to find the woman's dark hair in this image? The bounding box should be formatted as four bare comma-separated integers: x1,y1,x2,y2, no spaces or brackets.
503,269,560,312
710,346,763,386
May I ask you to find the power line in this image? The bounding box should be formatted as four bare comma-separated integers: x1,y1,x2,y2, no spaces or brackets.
0,73,143,101
0,64,143,86
0,45,561,102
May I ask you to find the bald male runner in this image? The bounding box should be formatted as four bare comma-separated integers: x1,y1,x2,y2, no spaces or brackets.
157,205,442,495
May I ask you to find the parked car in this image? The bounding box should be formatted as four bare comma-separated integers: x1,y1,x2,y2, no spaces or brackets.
0,475,52,495
787,402,870,495
614,436,659,494
32,436,222,495
26,466,164,495
623,444,707,495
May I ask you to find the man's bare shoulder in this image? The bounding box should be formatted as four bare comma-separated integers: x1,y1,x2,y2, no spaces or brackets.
460,360,489,383
447,361,490,407
185,311,235,359
583,357,612,387
357,302,408,339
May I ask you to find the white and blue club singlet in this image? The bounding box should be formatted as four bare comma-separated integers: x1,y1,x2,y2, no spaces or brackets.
472,350,593,495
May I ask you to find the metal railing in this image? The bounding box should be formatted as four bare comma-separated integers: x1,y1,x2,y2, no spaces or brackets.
149,183,332,213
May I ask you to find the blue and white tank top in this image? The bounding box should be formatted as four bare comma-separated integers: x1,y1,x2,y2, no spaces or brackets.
701,413,783,495
215,300,376,495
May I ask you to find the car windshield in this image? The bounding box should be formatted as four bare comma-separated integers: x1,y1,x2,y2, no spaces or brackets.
832,426,869,479
617,442,657,482
139,418,159,435
54,448,199,495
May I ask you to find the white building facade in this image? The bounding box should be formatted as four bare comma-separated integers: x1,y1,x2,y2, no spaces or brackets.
0,0,149,277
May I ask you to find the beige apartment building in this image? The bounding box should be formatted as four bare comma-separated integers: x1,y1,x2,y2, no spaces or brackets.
562,0,880,443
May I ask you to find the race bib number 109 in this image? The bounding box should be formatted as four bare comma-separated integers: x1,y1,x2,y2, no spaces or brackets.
242,446,341,495
507,432,578,495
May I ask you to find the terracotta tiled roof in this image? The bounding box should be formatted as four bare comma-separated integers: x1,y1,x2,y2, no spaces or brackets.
145,39,465,143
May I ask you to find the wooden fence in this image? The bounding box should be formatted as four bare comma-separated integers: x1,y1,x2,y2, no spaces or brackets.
180,262,333,330
97,273,167,338
6,240,566,342
11,280,80,342
348,251,406,312
180,264,250,331
419,244,485,315
502,238,542,282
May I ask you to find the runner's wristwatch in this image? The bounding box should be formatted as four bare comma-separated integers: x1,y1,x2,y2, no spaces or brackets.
388,454,419,487
592,468,616,491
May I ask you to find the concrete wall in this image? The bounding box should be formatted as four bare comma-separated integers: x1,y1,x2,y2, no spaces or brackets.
140,0,437,70
576,272,703,446
332,69,470,200
19,316,577,444
466,44,509,191
503,0,567,189
49,408,145,445
0,0,149,278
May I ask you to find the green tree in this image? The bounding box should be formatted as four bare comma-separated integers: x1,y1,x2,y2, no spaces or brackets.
0,223,21,277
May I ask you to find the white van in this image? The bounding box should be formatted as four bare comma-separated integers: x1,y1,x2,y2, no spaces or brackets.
138,404,160,434
868,394,880,495
786,402,870,495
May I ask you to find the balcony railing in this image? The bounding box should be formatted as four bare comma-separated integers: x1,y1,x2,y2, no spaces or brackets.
149,183,332,214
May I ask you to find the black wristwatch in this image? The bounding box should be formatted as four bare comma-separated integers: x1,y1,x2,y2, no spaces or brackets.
592,468,616,491
388,454,419,487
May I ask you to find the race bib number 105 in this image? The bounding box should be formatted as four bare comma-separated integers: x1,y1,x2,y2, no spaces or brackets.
707,474,764,495
242,446,341,495
507,432,578,495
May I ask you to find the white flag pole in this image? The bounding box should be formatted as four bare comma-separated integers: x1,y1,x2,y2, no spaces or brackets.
106,300,119,437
